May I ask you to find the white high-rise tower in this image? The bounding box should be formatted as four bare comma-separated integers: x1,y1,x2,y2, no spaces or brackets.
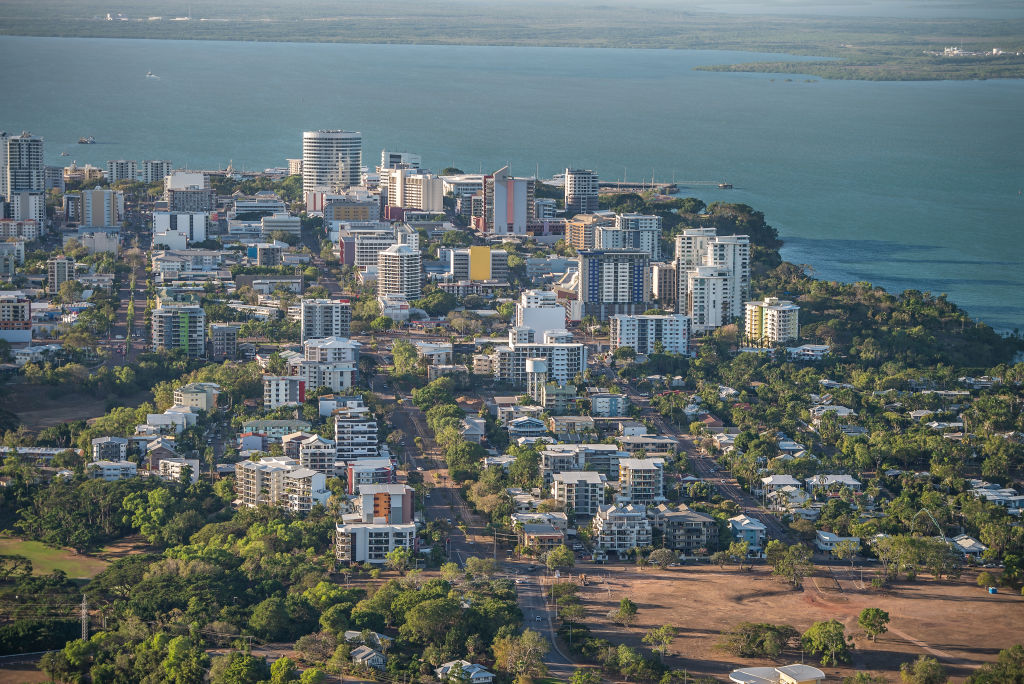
302,130,362,194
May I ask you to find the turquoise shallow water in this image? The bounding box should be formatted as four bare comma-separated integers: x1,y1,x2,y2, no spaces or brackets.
1,36,1021,330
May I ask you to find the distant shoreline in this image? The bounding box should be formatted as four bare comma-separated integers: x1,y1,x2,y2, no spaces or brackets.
2,5,1022,82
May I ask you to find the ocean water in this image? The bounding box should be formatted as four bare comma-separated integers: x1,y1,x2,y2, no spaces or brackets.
1,36,1021,331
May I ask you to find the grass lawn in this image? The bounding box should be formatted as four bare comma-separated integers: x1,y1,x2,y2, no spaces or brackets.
0,537,109,579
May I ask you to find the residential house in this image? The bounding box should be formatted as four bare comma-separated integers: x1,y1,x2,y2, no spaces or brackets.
729,514,767,555
815,530,860,556
435,661,495,684
350,646,386,671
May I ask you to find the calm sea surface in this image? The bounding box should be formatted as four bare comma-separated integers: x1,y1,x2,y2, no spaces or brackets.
1,36,1022,331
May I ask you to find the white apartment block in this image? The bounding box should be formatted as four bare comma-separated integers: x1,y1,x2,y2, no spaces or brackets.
0,219,41,240
139,160,173,184
592,504,652,557
334,404,379,461
386,167,443,212
675,228,750,333
515,290,566,343
685,266,731,334
261,213,300,237
380,150,421,170
609,314,690,355
88,460,137,481
551,471,606,517
235,456,329,513
335,521,416,565
286,336,360,393
564,168,599,214
106,160,137,184
302,129,362,194
492,331,587,387
745,297,800,345
298,434,337,475
153,212,208,248
729,514,767,554
377,243,421,299
595,214,662,260
159,457,200,484
263,375,306,409
47,256,74,294
617,458,665,505
301,299,352,342
91,436,128,462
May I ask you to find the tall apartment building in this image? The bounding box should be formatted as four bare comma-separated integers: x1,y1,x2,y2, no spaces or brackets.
576,249,653,320
353,484,415,524
564,168,599,214
335,483,417,564
617,458,665,505
300,298,352,342
377,243,421,299
386,167,443,212
47,256,75,294
476,166,534,235
153,212,208,247
288,336,361,393
551,471,606,517
674,228,750,333
448,245,508,282
335,520,416,565
492,328,587,387
652,503,718,557
334,403,379,461
346,457,396,494
0,220,41,240
139,160,173,185
302,130,362,194
595,214,662,260
0,292,31,343
2,132,44,197
165,172,214,212
514,289,566,343
592,504,652,559
235,456,329,513
744,297,800,346
151,305,206,357
106,160,137,184
80,188,124,226
263,375,306,409
91,436,128,462
685,266,731,333
380,150,421,170
565,212,615,251
209,324,239,359
651,262,677,308
2,132,45,222
108,159,171,184
287,158,303,175
609,314,690,355
297,434,337,475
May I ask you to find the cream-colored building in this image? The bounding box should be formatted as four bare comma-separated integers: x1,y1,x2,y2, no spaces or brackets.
745,297,799,346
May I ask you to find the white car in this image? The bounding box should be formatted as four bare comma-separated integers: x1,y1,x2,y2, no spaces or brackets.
535,616,542,622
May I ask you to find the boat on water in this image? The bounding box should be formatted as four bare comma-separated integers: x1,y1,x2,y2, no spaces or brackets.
146,71,160,79
78,136,95,144
718,182,733,189
60,151,70,156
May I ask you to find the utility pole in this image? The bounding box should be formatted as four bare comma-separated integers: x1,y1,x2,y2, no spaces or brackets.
80,596,88,640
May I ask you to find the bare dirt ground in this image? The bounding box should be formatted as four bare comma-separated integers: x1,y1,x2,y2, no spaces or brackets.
573,562,1024,682
0,662,49,683
0,380,151,430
